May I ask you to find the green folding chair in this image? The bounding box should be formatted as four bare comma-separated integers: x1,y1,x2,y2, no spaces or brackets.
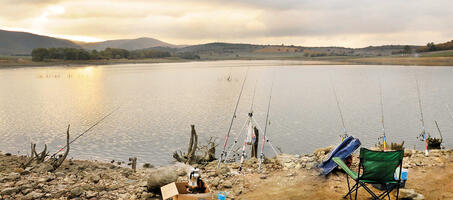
333,148,404,200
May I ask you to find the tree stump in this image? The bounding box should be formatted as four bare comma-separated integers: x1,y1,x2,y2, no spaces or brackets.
251,127,259,158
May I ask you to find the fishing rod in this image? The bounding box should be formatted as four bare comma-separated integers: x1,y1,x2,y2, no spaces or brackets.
249,81,257,113
415,77,429,156
329,74,348,141
258,73,275,172
447,104,453,122
238,82,259,172
217,68,250,168
224,80,258,162
49,106,121,158
434,120,443,143
378,78,387,150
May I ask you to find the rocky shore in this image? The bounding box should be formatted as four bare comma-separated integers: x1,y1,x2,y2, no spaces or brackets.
1,148,452,200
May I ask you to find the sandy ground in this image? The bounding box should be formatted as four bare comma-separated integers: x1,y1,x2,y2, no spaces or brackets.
239,161,453,200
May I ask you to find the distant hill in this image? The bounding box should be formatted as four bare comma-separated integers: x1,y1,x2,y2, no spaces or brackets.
177,42,263,53
175,43,418,57
0,29,80,55
80,37,178,51
0,28,431,58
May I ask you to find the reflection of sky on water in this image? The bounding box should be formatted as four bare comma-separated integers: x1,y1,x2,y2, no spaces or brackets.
0,61,453,166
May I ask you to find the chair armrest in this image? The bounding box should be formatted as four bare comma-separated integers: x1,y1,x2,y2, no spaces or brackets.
333,157,358,180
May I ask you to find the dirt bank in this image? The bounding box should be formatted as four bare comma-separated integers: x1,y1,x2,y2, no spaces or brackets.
1,149,452,199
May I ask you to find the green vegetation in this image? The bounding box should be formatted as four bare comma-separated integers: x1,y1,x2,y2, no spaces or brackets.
417,40,453,52
31,47,176,61
420,50,453,57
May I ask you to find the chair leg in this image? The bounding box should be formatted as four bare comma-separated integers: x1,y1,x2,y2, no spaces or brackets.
346,175,352,200
396,182,400,200
360,183,380,200
344,182,359,199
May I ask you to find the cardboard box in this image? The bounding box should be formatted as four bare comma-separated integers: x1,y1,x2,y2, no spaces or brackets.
161,181,212,200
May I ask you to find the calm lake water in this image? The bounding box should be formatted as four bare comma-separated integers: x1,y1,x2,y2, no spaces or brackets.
1,60,452,166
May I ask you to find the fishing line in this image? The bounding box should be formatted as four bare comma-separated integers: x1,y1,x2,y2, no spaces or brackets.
446,104,453,122
414,73,429,156
49,105,121,158
217,67,250,168
378,77,387,150
329,72,348,140
224,80,258,161
258,71,277,171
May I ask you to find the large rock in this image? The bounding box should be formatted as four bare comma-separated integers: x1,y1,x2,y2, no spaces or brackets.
146,164,190,192
399,189,424,200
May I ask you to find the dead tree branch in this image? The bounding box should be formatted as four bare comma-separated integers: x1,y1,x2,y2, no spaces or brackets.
50,124,70,171
20,143,37,169
173,125,216,165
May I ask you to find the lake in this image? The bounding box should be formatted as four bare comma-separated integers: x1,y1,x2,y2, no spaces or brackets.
1,60,452,166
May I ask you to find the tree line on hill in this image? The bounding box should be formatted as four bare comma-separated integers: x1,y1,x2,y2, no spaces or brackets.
31,47,200,61
416,40,453,52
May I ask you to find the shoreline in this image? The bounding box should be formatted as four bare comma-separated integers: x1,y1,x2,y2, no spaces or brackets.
1,148,452,199
1,56,453,69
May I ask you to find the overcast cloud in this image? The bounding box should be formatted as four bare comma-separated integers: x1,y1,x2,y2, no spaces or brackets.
0,0,452,47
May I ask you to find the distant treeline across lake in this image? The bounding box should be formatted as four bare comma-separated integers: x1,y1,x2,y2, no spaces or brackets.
31,47,200,61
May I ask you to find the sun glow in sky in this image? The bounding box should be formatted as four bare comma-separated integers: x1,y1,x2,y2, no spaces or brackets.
1,0,453,46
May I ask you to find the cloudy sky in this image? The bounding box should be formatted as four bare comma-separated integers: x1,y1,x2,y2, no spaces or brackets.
1,0,452,47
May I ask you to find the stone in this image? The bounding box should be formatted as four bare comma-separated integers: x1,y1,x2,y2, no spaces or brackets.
211,177,221,187
305,162,317,170
69,187,84,198
1,187,19,195
89,174,101,183
22,188,33,195
55,172,65,177
141,192,155,199
222,180,233,188
86,191,98,198
399,189,425,200
216,165,230,176
24,191,44,200
35,163,54,173
176,168,187,176
119,193,130,199
8,172,20,181
233,186,242,196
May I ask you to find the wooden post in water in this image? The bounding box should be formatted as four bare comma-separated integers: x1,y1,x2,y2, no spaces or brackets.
129,157,137,172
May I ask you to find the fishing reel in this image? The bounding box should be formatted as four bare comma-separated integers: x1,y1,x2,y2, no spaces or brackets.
187,168,205,193
416,131,430,142
377,134,386,143
339,133,348,141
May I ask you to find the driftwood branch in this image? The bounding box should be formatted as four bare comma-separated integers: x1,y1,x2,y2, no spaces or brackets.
20,143,37,169
173,125,216,165
36,144,48,163
186,125,198,164
20,124,70,172
50,124,70,171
